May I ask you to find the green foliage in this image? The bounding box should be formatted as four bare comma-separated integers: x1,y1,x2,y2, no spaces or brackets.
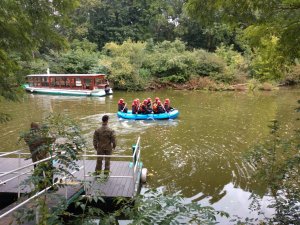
46,40,101,74
0,0,79,98
143,40,225,83
101,40,147,91
247,35,286,81
185,0,300,82
119,189,229,224
283,64,300,85
215,44,249,83
17,113,85,224
246,110,300,223
99,39,228,89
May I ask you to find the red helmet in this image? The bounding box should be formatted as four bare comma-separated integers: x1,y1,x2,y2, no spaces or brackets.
157,100,161,105
143,99,148,104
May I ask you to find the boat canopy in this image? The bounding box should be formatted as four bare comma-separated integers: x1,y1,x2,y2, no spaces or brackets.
26,74,108,90
27,74,106,77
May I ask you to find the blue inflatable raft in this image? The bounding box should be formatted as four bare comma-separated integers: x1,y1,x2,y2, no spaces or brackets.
117,109,179,120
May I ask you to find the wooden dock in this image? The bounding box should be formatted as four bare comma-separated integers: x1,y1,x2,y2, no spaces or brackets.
0,157,139,223
0,158,137,197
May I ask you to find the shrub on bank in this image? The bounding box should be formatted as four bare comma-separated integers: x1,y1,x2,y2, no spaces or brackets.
283,64,300,85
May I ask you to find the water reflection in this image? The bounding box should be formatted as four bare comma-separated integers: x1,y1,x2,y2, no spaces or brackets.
0,88,299,222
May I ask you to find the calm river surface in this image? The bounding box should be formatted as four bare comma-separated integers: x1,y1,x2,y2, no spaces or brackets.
0,88,299,223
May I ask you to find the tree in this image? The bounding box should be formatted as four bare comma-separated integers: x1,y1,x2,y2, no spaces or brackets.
185,0,300,61
0,0,79,122
75,0,183,49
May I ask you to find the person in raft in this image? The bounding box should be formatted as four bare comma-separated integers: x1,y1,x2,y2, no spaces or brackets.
152,97,160,113
132,99,139,114
156,100,166,114
136,98,142,114
164,98,174,112
146,97,153,113
118,98,128,113
141,99,153,114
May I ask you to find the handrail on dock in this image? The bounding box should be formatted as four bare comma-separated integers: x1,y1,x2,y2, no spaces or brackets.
81,136,142,192
0,136,143,221
0,150,30,157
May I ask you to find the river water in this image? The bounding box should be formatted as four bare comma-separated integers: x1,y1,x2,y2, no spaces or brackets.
0,88,299,222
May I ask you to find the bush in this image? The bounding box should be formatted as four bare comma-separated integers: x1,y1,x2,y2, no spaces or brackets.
101,40,148,91
258,82,274,91
283,64,300,85
192,50,225,77
250,36,286,81
215,44,249,83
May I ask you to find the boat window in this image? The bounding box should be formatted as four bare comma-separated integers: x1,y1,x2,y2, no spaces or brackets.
85,79,91,89
76,78,82,87
42,77,48,87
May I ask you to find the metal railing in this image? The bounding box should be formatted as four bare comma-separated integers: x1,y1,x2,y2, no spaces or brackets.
81,136,142,193
0,136,142,220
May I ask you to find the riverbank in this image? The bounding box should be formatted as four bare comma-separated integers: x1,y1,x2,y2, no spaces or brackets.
144,77,290,92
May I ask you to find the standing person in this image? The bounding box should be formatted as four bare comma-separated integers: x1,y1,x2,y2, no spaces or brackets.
118,98,128,113
93,115,116,176
23,122,55,190
24,122,50,163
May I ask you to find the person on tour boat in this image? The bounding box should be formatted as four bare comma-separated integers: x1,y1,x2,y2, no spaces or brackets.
164,98,174,112
118,98,128,113
132,99,139,114
104,84,110,94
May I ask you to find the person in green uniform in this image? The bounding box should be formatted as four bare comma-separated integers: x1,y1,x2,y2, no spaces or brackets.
93,115,117,175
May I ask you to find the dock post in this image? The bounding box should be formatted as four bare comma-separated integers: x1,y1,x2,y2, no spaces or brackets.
18,152,21,199
83,147,87,192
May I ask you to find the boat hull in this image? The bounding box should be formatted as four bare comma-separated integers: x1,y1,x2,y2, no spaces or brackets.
25,86,112,97
117,110,179,120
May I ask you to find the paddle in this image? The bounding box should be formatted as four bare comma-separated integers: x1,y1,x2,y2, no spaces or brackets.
160,103,170,119
121,103,127,112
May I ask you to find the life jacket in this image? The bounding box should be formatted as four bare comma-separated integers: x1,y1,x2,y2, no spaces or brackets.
152,103,158,113
164,103,170,112
132,103,138,114
118,102,126,111
141,103,149,114
157,105,165,114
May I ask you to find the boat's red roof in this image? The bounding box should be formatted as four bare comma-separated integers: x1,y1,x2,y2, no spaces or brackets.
27,74,106,77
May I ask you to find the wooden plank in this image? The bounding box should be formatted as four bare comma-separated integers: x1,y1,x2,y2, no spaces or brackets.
0,158,138,198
